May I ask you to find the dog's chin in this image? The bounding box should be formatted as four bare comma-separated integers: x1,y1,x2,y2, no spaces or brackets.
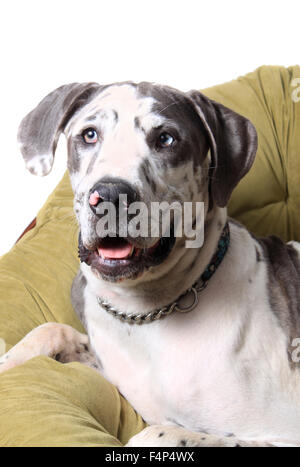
78,234,176,283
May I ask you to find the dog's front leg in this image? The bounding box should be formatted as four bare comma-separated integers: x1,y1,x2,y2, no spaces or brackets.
0,323,99,374
125,425,278,447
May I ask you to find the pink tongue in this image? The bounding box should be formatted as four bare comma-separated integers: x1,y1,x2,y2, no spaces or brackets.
98,242,133,259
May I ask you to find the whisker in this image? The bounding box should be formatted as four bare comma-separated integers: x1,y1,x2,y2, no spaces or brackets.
157,101,180,115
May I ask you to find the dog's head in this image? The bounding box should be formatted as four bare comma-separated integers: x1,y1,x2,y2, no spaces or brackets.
18,82,257,282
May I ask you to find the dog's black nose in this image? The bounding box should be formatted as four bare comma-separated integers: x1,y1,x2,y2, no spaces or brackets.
89,178,139,214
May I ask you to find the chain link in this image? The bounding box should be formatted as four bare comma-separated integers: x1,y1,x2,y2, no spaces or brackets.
97,278,208,324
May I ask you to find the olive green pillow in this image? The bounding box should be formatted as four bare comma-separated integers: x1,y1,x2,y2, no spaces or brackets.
203,65,300,242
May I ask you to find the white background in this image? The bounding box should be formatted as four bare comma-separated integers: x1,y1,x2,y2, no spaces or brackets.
0,0,299,255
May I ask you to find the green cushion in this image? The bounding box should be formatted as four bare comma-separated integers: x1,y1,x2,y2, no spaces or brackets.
0,357,146,447
0,65,299,446
203,65,300,241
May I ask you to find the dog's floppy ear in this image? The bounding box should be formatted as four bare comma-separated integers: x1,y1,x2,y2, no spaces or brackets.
188,91,258,207
18,82,101,176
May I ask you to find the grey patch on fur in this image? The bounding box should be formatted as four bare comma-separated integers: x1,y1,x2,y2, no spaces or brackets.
139,160,157,194
84,114,97,122
86,151,101,175
134,116,141,130
195,426,209,435
233,310,252,355
195,171,206,194
136,82,210,169
67,138,81,173
136,82,257,207
75,192,85,206
165,417,185,428
112,110,118,123
0,354,9,365
256,235,300,368
255,246,262,262
71,270,88,330
187,91,258,208
18,83,102,174
141,164,151,185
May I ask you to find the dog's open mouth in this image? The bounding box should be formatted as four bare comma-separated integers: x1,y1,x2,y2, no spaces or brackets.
78,234,176,282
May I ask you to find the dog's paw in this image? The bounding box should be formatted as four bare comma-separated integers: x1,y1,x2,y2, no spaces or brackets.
54,332,99,370
125,425,259,447
46,324,90,363
125,425,221,447
0,323,99,374
125,426,276,447
41,324,99,369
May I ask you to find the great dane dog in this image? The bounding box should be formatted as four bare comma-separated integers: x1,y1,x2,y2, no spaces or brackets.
1,82,300,447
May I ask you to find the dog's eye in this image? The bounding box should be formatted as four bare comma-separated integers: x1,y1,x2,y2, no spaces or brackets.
158,132,175,148
82,128,98,144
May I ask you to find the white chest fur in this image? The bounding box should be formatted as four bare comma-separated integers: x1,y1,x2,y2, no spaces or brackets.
83,246,300,442
79,225,300,442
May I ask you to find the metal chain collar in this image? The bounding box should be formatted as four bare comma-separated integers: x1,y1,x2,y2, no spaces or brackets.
97,222,230,325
